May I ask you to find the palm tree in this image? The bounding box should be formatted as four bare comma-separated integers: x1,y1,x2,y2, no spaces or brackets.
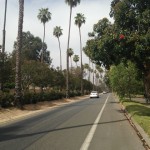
65,0,81,98
53,26,63,70
96,65,103,78
74,13,86,95
37,8,51,62
73,55,79,67
15,0,24,108
68,48,74,69
83,63,89,80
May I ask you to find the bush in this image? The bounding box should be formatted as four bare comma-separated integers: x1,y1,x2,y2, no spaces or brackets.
0,93,14,108
0,90,82,108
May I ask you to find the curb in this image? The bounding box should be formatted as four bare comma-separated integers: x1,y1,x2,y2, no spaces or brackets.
120,104,150,150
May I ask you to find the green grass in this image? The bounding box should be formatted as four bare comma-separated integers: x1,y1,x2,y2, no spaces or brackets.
122,101,150,137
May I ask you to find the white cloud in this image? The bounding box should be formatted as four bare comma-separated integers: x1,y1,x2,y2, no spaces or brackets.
0,0,113,69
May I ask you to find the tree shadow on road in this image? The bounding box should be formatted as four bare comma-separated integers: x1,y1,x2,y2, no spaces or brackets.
0,118,127,142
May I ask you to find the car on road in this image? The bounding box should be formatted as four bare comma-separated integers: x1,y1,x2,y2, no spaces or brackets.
90,91,99,98
103,91,107,94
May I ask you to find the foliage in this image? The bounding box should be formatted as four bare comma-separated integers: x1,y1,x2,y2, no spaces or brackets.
109,61,144,98
73,55,79,66
84,0,150,73
0,89,84,108
13,31,52,65
0,53,15,91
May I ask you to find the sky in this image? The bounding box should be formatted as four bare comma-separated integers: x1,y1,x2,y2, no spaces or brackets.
0,0,113,69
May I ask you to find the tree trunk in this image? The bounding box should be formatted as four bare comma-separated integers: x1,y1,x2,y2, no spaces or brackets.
58,37,62,71
88,58,91,81
41,23,45,63
1,0,7,91
15,0,24,109
79,27,83,95
92,63,94,90
66,5,72,98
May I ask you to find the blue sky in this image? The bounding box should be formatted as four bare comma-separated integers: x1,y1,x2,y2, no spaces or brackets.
0,0,113,69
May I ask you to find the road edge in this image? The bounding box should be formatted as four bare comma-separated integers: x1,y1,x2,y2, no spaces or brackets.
114,94,150,150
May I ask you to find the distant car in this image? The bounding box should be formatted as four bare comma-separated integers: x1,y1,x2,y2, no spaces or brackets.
90,91,99,98
103,91,107,94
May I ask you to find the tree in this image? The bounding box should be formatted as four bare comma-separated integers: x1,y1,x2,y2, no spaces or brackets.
73,55,79,67
37,8,51,62
84,1,150,92
83,63,89,80
65,0,81,98
68,48,74,69
109,0,150,94
75,13,86,95
53,26,63,70
96,64,103,78
13,31,52,65
109,61,143,99
15,0,24,108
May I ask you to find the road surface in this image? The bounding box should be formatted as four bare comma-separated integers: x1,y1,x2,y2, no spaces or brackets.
0,93,145,150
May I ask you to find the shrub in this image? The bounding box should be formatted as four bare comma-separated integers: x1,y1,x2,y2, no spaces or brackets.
0,93,14,108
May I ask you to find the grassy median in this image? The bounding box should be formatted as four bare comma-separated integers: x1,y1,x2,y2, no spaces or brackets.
122,101,150,137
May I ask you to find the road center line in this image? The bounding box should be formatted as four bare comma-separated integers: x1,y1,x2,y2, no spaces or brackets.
80,94,110,150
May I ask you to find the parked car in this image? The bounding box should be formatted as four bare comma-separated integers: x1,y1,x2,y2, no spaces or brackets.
90,91,99,98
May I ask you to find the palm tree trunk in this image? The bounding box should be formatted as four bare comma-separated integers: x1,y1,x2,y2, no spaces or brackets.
41,23,45,62
88,58,91,81
79,27,83,95
92,63,94,90
58,37,62,71
15,0,24,108
66,5,72,98
1,0,7,91
2,0,7,55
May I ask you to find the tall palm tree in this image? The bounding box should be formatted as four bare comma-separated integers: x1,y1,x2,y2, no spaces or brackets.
37,8,51,62
65,0,80,98
68,48,74,69
53,26,63,70
73,55,79,67
15,0,24,108
83,63,89,80
74,13,86,95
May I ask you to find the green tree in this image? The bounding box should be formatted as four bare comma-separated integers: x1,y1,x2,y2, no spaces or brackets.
15,0,24,108
109,61,143,99
65,0,81,98
75,13,86,95
13,31,52,65
84,0,150,94
73,55,79,67
53,26,63,70
37,8,51,62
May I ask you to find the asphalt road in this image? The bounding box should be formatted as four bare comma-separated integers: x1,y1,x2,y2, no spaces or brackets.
0,93,145,150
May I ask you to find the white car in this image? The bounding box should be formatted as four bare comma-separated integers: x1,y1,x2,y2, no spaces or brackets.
90,91,99,98
103,91,107,94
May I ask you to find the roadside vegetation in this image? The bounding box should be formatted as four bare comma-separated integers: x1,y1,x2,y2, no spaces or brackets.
82,0,150,139
123,101,150,137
